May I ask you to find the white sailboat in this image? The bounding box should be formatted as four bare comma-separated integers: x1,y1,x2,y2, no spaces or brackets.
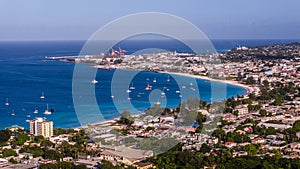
129,83,135,90
153,78,157,83
33,108,38,114
145,83,152,91
155,99,160,105
11,110,15,116
40,92,45,99
167,76,170,82
5,98,9,106
91,79,98,84
44,104,51,115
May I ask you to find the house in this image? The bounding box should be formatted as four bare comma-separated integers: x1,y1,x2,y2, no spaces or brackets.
223,113,236,122
99,146,153,165
5,125,24,132
251,138,266,144
207,137,219,145
49,134,69,143
225,142,237,148
0,158,8,168
235,105,249,117
258,122,292,130
233,151,248,157
243,127,253,133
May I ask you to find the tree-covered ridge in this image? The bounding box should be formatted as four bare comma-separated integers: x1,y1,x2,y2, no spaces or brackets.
222,42,300,61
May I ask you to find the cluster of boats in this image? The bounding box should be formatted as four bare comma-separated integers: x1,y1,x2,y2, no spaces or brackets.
4,92,53,122
90,75,195,102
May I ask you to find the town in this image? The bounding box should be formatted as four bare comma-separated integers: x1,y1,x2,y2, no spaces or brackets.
0,42,300,168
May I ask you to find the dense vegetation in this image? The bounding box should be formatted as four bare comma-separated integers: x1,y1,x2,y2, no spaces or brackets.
142,143,300,169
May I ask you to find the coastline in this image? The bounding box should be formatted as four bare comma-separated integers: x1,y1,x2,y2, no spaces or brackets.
76,69,255,130
167,72,255,94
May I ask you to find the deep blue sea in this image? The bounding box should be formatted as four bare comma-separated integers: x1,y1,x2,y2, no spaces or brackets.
0,39,298,129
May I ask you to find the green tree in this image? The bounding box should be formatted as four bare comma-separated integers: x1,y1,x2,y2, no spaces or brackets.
293,120,300,132
243,144,258,156
2,149,17,157
266,127,277,135
259,109,267,117
33,135,45,143
200,143,211,153
43,150,63,161
212,128,226,141
119,110,134,126
11,133,30,147
8,158,18,164
233,110,239,116
0,130,11,145
41,140,54,149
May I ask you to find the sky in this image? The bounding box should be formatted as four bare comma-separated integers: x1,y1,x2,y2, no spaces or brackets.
0,0,299,41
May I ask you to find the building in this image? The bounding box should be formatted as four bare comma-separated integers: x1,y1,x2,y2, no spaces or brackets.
5,125,24,132
251,138,266,144
99,146,153,165
29,117,53,138
235,105,249,117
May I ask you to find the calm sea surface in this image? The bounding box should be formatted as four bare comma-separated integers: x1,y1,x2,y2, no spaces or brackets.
0,39,297,129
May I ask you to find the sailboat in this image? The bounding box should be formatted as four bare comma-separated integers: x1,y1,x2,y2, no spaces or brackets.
153,78,157,83
11,110,15,116
33,108,38,114
44,104,51,115
5,98,9,106
26,114,31,122
167,76,170,82
40,92,45,99
129,83,135,90
91,79,98,84
155,99,161,105
145,83,152,91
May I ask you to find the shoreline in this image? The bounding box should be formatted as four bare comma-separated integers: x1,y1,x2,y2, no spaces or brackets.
75,69,255,130
166,72,255,94
90,66,254,94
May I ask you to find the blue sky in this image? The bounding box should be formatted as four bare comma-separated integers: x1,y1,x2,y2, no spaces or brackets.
0,0,299,40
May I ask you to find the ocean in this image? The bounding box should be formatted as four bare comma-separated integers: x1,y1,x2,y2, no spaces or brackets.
0,39,298,129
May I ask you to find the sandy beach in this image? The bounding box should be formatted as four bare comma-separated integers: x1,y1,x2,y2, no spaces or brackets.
167,72,255,94
77,70,256,129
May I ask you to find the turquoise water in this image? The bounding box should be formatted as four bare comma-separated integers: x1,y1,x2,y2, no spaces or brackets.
0,39,295,129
